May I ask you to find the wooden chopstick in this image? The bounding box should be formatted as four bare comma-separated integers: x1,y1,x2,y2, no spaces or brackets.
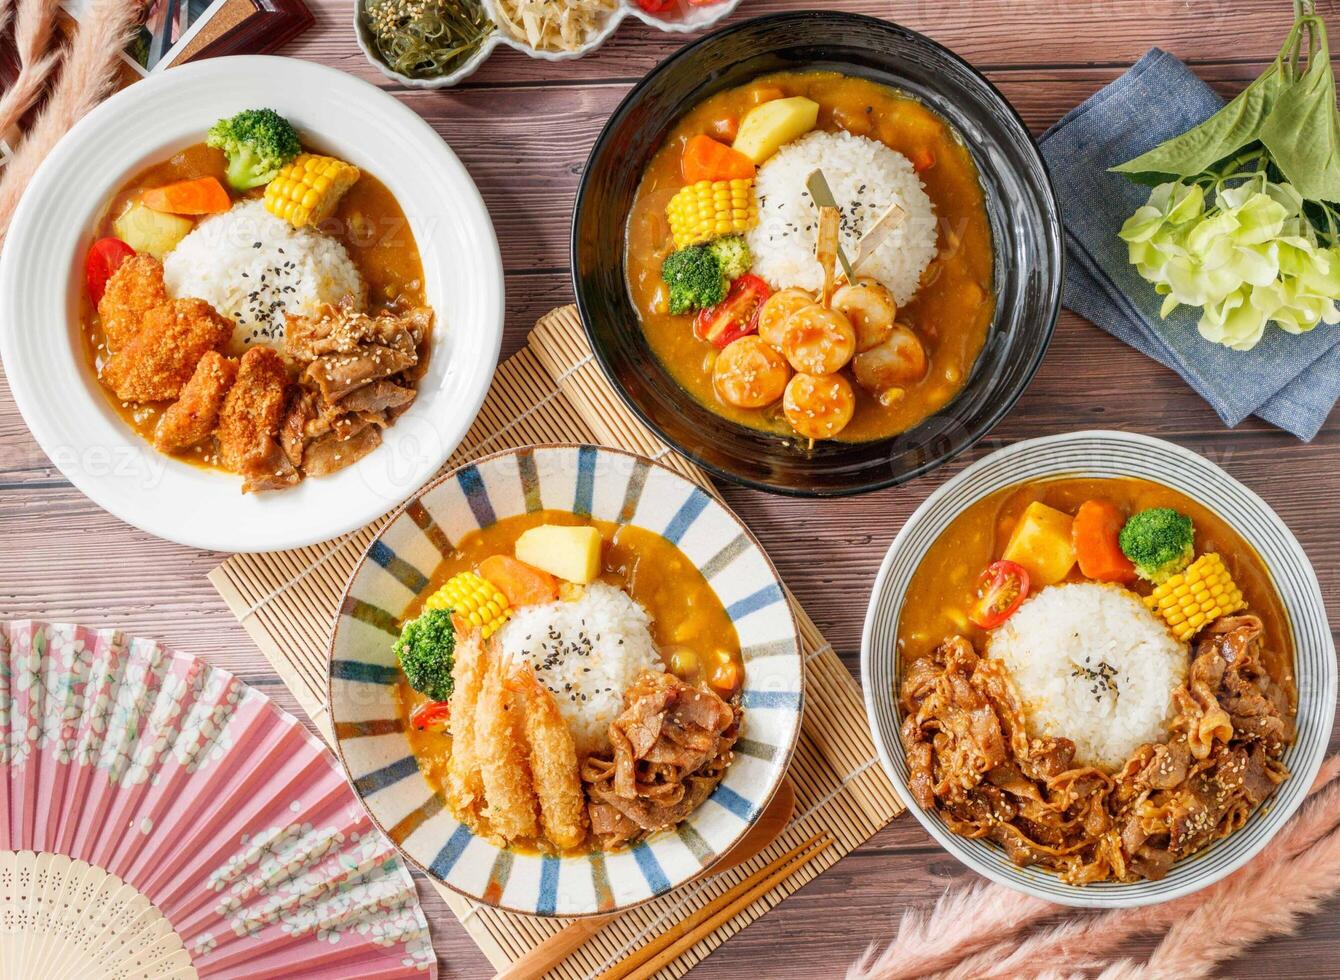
596,832,834,980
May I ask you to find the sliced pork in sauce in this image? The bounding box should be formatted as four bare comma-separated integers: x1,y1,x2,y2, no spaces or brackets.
582,670,740,850
900,614,1291,883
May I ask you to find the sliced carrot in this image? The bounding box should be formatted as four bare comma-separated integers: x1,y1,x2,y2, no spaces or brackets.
1072,499,1137,583
909,146,937,172
709,115,740,143
749,85,786,105
140,176,232,215
478,554,558,608
681,134,755,183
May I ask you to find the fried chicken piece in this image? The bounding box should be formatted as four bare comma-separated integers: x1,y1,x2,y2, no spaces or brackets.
101,299,230,402
475,649,540,842
511,664,589,851
152,351,238,452
98,254,169,350
446,632,488,817
216,347,289,472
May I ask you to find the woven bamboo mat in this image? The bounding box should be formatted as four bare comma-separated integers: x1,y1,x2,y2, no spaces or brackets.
207,306,903,977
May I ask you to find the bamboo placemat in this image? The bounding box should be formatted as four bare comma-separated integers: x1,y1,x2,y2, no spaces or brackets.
208,306,903,977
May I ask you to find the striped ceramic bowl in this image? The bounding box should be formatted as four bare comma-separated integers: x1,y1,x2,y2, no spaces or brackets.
862,430,1335,908
328,445,802,915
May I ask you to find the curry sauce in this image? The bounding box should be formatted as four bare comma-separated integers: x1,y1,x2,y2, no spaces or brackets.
625,70,994,442
896,476,1296,705
81,142,426,471
399,511,744,814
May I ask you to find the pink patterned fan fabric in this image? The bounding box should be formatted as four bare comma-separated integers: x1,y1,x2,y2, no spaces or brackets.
0,621,437,978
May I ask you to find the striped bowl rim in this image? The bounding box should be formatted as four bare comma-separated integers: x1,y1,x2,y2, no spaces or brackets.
860,430,1335,908
326,444,803,915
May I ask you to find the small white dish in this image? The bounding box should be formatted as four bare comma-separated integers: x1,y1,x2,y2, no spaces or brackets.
0,56,504,553
354,0,741,89
861,430,1335,908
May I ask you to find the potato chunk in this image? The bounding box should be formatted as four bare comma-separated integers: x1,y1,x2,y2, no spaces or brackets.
1002,501,1076,586
732,96,820,164
515,525,602,584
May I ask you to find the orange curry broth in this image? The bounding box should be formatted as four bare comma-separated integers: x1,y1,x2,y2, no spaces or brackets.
895,477,1296,708
625,70,995,442
397,511,744,805
81,141,425,470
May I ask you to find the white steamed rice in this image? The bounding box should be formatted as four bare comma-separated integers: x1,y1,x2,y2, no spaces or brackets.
987,583,1188,771
497,582,660,757
163,199,365,351
746,130,939,306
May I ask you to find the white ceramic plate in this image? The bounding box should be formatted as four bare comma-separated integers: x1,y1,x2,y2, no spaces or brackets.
861,430,1335,908
0,56,503,552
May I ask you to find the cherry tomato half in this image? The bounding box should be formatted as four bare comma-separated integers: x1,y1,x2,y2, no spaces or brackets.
85,237,135,305
694,273,771,348
968,560,1030,629
410,700,451,731
635,0,674,11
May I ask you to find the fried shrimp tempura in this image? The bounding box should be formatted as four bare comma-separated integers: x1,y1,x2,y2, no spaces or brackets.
510,664,588,850
446,631,487,816
476,650,540,842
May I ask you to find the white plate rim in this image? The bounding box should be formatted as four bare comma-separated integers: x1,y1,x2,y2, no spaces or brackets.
0,55,503,553
860,429,1336,908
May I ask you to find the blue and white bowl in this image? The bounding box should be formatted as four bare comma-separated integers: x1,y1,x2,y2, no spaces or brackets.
328,445,802,915
862,430,1335,908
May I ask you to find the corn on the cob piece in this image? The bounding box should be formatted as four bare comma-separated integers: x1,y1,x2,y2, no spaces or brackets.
666,178,756,249
424,571,511,638
263,153,360,228
1144,552,1246,642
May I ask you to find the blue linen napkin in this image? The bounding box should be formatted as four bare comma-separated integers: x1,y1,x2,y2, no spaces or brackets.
1039,48,1340,441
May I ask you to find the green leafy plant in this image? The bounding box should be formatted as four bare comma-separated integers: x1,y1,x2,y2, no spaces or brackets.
1114,2,1340,350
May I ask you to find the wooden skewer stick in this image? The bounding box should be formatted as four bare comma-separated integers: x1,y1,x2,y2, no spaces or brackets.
815,205,841,307
853,202,906,272
598,833,835,980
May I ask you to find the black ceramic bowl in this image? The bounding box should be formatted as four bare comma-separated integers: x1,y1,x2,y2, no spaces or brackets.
572,11,1062,496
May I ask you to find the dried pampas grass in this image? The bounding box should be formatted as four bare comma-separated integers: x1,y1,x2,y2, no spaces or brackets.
0,0,138,241
851,755,1340,980
0,0,62,138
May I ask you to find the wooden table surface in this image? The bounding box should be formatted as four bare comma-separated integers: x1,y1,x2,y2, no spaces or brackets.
3,1,1338,976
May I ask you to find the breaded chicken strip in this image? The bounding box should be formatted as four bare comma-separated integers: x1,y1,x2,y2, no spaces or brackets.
446,631,487,817
153,351,238,452
98,254,168,349
476,649,540,842
216,347,289,472
511,664,588,850
101,299,230,402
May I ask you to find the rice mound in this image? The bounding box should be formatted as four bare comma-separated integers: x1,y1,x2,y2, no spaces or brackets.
746,129,939,305
498,582,660,757
987,583,1188,771
163,199,365,351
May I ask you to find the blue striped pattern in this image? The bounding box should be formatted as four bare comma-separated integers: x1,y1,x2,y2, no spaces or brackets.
709,784,757,822
726,583,784,622
536,856,560,914
631,843,671,895
429,824,473,878
367,540,429,594
457,465,496,528
332,445,804,916
742,689,801,710
354,755,419,796
661,488,710,545
573,445,597,515
330,659,398,685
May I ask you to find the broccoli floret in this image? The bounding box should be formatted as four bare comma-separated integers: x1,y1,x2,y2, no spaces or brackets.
393,608,456,702
1119,508,1195,584
206,108,301,191
661,245,726,315
707,235,752,280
